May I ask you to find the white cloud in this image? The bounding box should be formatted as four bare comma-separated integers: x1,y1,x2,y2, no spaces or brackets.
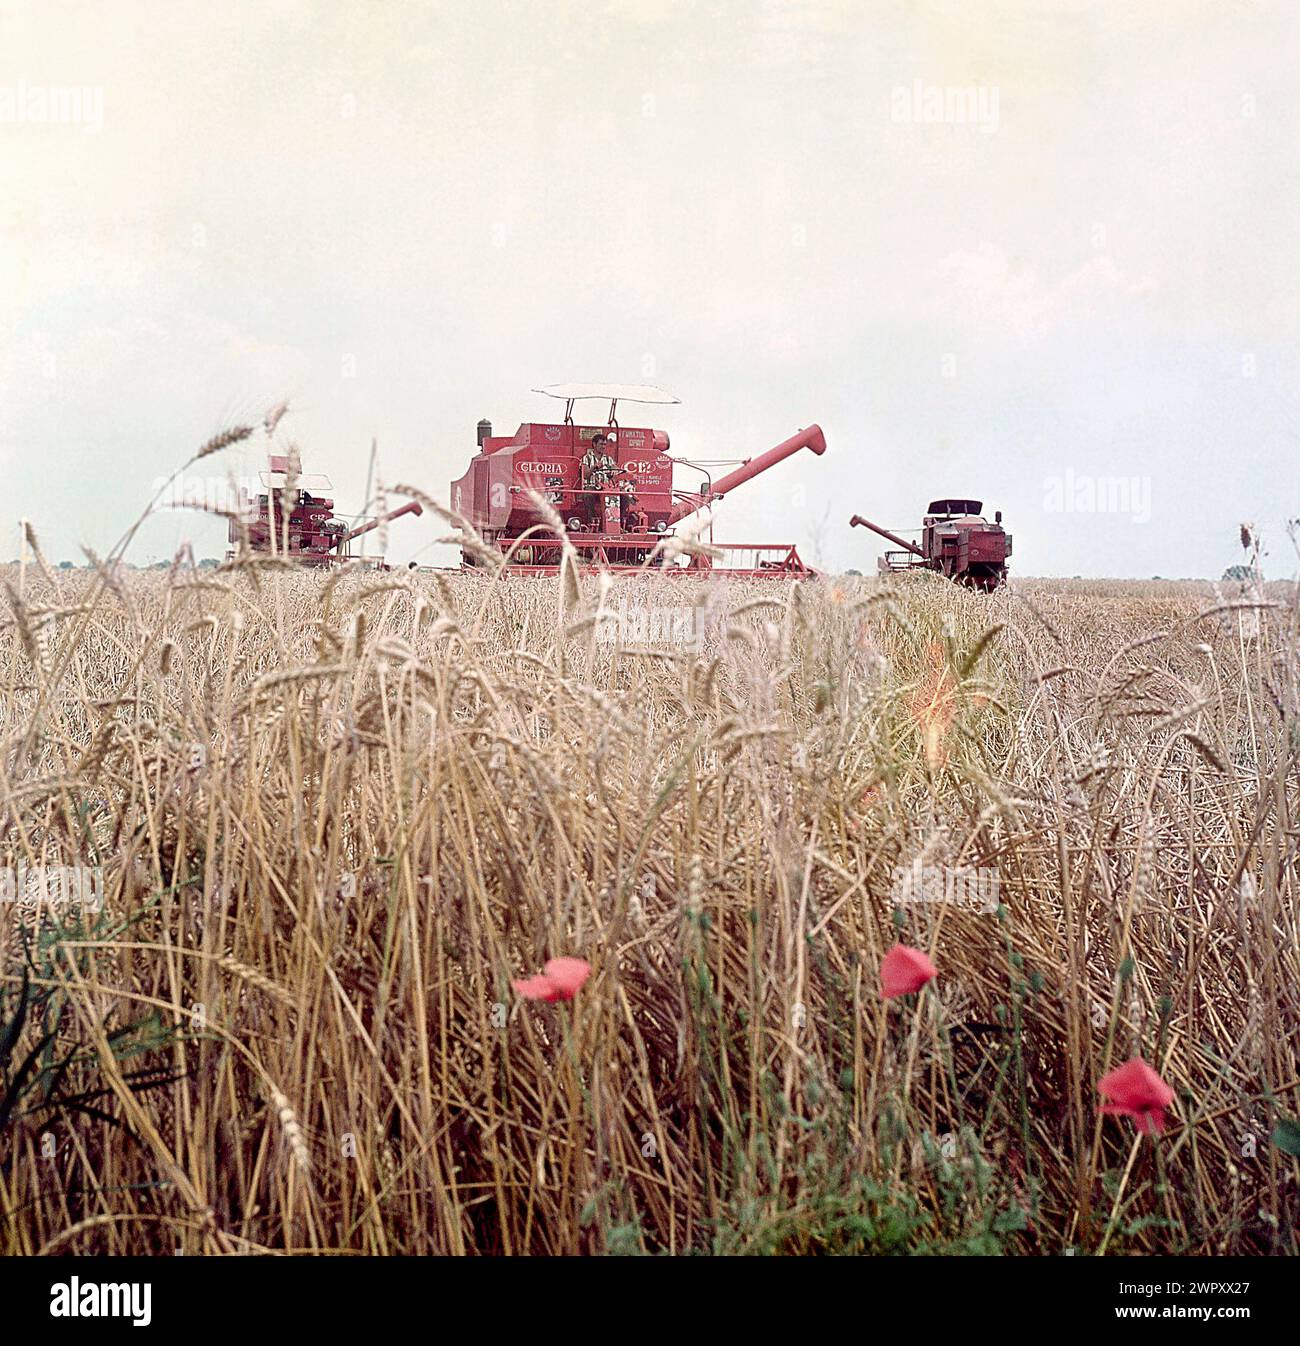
932,243,1155,338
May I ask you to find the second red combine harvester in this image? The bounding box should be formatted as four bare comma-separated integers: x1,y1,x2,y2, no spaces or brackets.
231,454,423,567
850,500,1012,591
450,384,825,576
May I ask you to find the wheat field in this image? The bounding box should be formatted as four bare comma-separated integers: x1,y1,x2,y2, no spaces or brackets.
1,516,1297,1254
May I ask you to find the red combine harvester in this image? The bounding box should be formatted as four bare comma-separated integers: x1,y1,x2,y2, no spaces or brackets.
850,499,1012,591
450,384,826,575
230,454,423,567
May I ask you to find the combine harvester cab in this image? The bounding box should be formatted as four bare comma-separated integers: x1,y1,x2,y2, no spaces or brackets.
231,454,423,568
450,383,825,576
850,499,1012,591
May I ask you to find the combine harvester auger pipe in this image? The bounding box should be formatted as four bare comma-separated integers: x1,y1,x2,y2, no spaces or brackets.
669,425,827,524
334,499,423,547
849,513,925,558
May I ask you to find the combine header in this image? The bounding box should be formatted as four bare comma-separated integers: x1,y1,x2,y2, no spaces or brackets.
231,454,422,567
450,384,825,575
850,499,1011,591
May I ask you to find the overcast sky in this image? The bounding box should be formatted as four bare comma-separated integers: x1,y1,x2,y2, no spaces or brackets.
2,0,1297,576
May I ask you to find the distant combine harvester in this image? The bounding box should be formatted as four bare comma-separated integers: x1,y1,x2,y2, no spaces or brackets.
850,499,1012,591
229,454,422,568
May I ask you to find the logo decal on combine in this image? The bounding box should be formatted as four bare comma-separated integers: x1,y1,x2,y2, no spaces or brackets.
517,461,565,475
544,426,561,442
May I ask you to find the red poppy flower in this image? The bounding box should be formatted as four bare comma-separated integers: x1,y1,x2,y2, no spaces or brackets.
1098,1056,1175,1135
880,943,937,999
512,956,591,1002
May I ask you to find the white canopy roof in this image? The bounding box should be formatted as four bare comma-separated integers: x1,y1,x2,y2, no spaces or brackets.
259,471,334,492
533,383,680,405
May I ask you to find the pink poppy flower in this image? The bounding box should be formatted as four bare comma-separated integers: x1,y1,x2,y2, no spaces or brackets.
511,974,559,1001
1098,1056,1175,1135
880,943,937,999
512,956,591,1003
